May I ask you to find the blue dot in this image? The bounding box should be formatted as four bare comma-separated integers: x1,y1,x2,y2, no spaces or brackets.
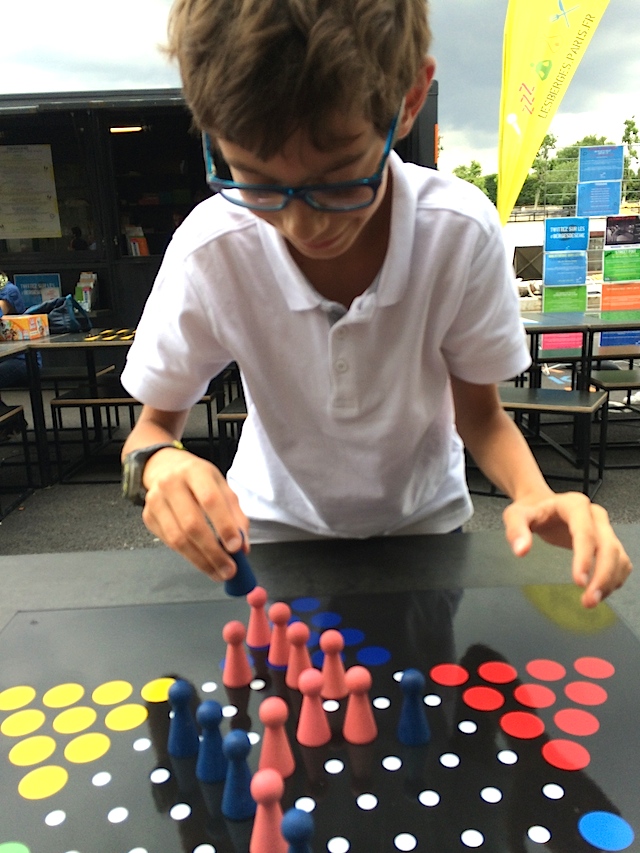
356,646,392,666
291,597,321,613
308,630,320,648
341,628,365,647
311,650,324,668
578,812,635,851
311,611,342,629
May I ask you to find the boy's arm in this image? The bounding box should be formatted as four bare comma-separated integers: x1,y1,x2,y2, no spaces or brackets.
451,376,632,608
122,405,249,582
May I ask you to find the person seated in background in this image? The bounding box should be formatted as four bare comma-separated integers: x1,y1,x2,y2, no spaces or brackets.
69,227,89,251
0,271,29,439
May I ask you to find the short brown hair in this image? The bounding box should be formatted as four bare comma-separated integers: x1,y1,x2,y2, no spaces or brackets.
166,0,431,158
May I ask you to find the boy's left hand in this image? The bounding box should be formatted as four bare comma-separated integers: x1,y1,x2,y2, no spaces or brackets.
502,492,632,608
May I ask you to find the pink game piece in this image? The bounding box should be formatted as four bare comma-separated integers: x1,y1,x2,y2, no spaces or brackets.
222,620,253,689
320,629,347,699
286,622,313,690
249,768,287,853
247,586,271,650
258,696,295,778
296,668,331,747
267,602,291,670
343,666,377,745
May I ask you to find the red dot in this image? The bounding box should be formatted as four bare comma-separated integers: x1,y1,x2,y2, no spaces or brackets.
564,681,608,706
462,685,505,712
542,738,590,771
430,663,469,687
574,656,615,679
554,708,600,737
500,711,545,739
478,661,518,684
514,683,556,709
526,659,566,681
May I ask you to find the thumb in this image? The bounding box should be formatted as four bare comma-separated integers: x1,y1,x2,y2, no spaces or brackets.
503,504,534,557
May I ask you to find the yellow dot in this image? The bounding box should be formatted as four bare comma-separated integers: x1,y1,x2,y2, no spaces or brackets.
53,706,97,735
92,680,133,706
43,683,85,708
140,677,176,703
104,703,148,732
9,735,57,767
18,765,68,800
64,732,111,764
1,709,46,737
0,685,37,711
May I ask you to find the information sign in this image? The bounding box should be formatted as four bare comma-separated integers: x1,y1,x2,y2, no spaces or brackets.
578,145,624,183
544,217,589,252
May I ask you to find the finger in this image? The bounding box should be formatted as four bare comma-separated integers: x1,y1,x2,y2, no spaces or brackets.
143,485,236,581
502,504,534,557
190,466,248,554
581,508,632,607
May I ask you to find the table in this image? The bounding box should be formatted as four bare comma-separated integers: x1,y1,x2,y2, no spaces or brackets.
1,528,639,852
24,330,135,484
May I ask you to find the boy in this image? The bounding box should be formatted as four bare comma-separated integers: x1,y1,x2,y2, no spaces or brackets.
121,0,630,606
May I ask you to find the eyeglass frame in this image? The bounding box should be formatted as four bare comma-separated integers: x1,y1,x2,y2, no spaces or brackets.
202,113,399,212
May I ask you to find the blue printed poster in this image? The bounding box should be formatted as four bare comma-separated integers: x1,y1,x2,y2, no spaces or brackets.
543,251,588,286
578,145,624,183
545,217,589,252
13,273,62,308
576,181,622,217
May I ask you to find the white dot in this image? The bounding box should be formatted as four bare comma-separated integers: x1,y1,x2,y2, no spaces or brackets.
497,749,518,765
150,767,171,784
108,807,129,824
394,834,418,851
528,825,552,844
382,755,402,772
418,790,440,807
133,737,151,752
201,681,218,693
222,705,238,718
128,848,150,853
323,699,340,712
170,802,192,821
373,696,391,709
458,720,478,734
294,796,316,812
325,758,345,774
440,752,460,768
92,772,112,787
480,787,502,804
393,671,404,682
542,783,564,800
424,694,442,707
248,731,261,745
327,838,350,853
356,793,378,810
45,810,66,827
193,846,216,853
250,678,266,690
461,829,484,847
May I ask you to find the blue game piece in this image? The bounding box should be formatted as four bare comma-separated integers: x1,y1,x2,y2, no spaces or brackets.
221,729,256,821
196,700,228,784
224,537,257,597
281,807,314,853
168,679,201,758
397,668,431,746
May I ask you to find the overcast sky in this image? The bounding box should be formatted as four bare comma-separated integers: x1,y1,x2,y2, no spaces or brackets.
1,0,639,174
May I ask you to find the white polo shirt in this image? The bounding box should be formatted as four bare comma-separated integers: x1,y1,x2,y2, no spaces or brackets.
122,152,531,538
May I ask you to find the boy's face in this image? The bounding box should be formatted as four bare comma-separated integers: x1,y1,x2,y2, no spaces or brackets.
216,114,393,263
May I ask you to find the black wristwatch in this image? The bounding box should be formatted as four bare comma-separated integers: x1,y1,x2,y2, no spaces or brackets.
122,441,185,506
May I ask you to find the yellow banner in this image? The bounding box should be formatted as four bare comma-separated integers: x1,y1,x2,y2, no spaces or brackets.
497,0,610,224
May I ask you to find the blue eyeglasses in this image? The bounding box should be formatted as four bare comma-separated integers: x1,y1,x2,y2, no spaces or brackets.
203,114,398,213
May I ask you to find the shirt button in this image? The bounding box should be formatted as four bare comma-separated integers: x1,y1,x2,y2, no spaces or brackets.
335,359,348,373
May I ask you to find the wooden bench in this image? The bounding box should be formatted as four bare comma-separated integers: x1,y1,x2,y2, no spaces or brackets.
0,405,34,519
588,369,640,469
497,386,609,497
50,378,219,482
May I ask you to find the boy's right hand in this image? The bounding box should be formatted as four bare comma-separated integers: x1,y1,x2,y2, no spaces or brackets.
140,446,249,582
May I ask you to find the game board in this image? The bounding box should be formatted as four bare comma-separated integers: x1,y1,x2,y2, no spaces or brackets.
0,583,637,852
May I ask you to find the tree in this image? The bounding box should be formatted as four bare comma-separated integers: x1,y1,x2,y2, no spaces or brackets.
452,161,490,199
622,116,639,203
